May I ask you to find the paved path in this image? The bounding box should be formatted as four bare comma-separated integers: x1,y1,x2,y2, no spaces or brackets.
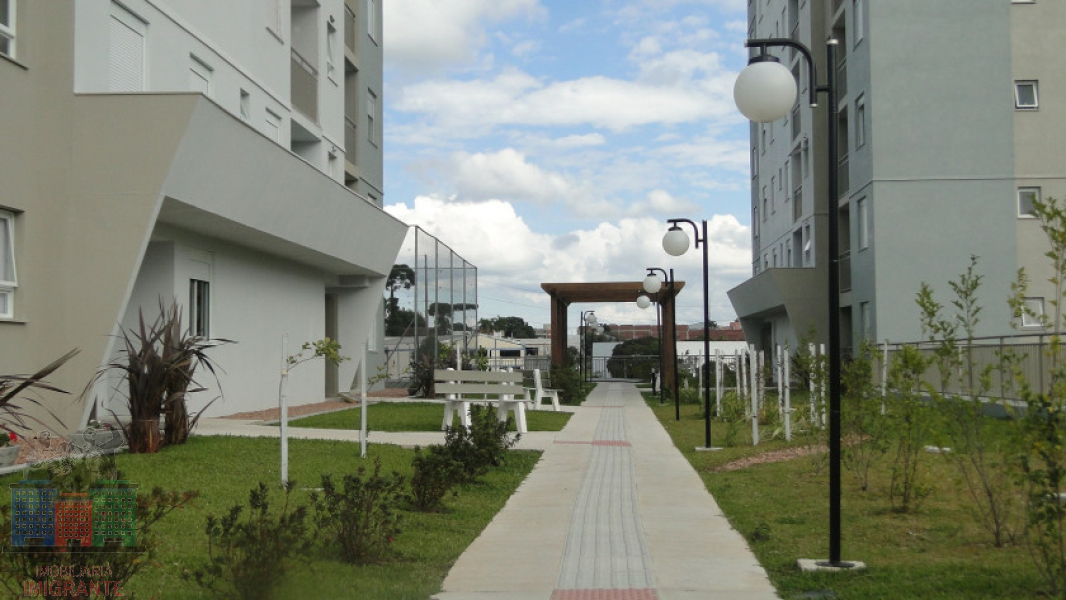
433,381,781,600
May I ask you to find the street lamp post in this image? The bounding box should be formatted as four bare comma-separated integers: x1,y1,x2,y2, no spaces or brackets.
735,37,855,569
662,219,718,451
640,268,680,421
580,310,597,383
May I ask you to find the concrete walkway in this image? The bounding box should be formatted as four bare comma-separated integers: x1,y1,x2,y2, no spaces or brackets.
193,382,781,600
432,381,781,600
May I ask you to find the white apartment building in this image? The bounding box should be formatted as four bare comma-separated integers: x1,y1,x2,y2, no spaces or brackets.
728,0,1065,354
0,0,407,433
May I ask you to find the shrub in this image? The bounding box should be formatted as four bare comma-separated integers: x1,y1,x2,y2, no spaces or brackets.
443,405,520,482
0,457,197,599
186,481,311,600
309,459,406,565
549,365,586,405
410,444,464,512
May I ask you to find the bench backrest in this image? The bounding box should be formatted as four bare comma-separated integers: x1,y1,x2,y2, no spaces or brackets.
434,369,524,397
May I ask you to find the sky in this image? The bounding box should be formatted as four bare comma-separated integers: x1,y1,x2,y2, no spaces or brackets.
381,0,754,332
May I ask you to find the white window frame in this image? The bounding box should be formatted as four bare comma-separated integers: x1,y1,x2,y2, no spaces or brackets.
853,0,864,45
0,0,16,59
367,90,377,147
1022,297,1045,328
239,89,251,121
265,109,282,143
189,279,210,337
108,1,147,93
326,20,337,81
857,197,868,249
1015,80,1039,109
1018,186,1040,218
189,54,213,97
0,210,17,319
367,0,376,43
855,94,866,148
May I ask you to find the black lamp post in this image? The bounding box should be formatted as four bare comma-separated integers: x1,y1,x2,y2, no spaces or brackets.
640,267,680,421
662,219,717,450
735,37,851,568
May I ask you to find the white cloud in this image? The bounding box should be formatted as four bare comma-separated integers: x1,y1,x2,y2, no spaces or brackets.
385,0,544,75
384,197,751,324
451,148,572,203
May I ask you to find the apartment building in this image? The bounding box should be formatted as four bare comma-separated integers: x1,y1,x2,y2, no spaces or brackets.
728,0,1064,354
0,0,407,433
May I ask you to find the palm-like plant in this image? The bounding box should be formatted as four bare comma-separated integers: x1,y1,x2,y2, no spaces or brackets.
0,349,77,435
100,302,230,453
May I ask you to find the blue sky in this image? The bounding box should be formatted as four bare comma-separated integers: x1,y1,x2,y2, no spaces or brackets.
382,0,753,331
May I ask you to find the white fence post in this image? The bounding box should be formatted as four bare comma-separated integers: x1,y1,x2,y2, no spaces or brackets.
360,347,368,458
280,335,290,485
784,343,792,441
715,349,723,416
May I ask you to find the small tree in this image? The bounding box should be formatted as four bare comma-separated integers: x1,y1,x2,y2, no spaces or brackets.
841,341,890,492
886,344,935,513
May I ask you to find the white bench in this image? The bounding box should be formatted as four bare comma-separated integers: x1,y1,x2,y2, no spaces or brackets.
435,369,529,433
526,368,561,412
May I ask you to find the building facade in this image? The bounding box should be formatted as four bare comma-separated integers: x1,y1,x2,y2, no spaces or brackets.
729,0,1064,354
0,0,407,433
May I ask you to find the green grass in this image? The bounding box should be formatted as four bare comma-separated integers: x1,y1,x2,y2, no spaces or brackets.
644,393,1044,600
288,401,572,432
0,436,540,599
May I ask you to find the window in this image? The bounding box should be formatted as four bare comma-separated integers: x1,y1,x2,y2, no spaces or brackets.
326,20,337,80
367,90,377,146
855,94,866,148
265,109,281,142
804,224,812,265
0,0,15,59
853,0,864,45
239,89,250,120
0,211,17,319
367,0,376,42
857,197,868,249
1018,187,1040,218
189,55,212,96
108,2,147,92
1015,81,1039,109
860,301,871,339
189,279,210,337
1022,297,1045,328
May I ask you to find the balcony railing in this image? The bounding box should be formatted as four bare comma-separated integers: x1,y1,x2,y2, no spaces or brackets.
291,48,318,122
793,186,803,222
839,251,852,292
838,154,849,197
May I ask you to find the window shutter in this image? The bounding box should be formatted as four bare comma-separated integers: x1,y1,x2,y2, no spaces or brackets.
108,9,145,92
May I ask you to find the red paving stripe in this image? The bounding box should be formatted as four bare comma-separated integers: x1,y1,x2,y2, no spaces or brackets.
551,589,659,600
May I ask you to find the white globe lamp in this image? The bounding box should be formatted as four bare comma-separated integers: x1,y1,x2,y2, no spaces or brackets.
734,57,798,123
662,225,690,257
643,274,662,295
636,294,651,309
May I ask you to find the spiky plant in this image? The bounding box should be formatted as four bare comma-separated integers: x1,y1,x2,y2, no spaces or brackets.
0,349,77,435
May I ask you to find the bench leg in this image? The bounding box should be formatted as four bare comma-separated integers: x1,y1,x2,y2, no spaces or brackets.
513,402,527,434
548,391,561,412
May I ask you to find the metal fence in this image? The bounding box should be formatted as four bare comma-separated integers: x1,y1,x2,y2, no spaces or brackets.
381,226,477,384
874,333,1058,401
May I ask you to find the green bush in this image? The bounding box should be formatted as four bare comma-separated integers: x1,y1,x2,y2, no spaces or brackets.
441,405,520,483
550,365,587,405
410,444,464,512
310,459,407,564
186,481,311,600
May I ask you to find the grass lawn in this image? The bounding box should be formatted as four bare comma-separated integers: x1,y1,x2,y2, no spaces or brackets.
288,401,573,432
0,436,540,599
645,394,1045,600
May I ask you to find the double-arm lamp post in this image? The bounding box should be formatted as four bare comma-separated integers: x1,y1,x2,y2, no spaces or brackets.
734,36,851,568
639,267,680,421
662,219,717,451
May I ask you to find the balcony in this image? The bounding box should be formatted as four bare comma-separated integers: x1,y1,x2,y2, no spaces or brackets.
793,187,802,222
837,154,849,198
836,59,847,100
838,251,851,292
290,48,318,122
344,5,356,52
791,105,800,140
345,117,358,164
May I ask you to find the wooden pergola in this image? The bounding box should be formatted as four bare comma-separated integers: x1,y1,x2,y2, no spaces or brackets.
541,281,686,393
